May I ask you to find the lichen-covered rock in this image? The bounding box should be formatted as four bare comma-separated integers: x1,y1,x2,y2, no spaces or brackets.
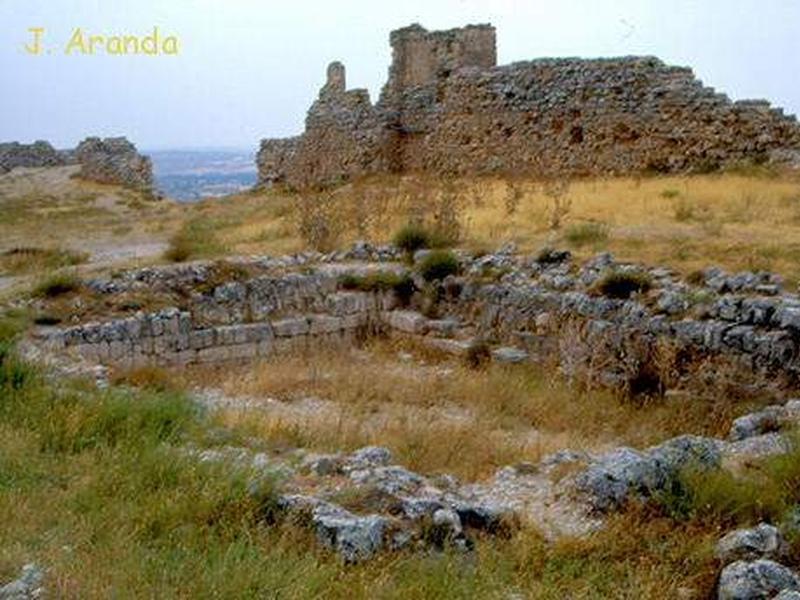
571,435,721,512
75,136,153,192
279,495,389,563
716,524,788,564
0,563,44,600
718,560,800,600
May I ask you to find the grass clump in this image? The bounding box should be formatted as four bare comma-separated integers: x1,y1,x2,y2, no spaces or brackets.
0,247,88,275
658,439,800,528
563,222,609,248
31,271,82,298
393,223,431,254
418,250,460,282
164,219,227,262
591,269,652,299
339,271,416,304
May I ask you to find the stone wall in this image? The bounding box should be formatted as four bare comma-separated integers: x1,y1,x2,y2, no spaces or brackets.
0,141,67,174
28,248,800,387
0,136,154,194
74,137,154,193
257,23,800,188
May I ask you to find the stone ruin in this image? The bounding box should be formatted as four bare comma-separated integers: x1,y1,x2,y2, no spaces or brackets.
23,245,800,580
0,140,66,173
257,23,800,188
73,136,154,193
0,136,154,194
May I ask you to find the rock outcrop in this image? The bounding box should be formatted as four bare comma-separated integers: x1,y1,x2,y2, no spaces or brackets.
257,23,800,188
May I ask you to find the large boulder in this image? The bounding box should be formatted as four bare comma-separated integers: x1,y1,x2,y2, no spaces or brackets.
571,435,721,512
718,559,800,600
716,524,788,564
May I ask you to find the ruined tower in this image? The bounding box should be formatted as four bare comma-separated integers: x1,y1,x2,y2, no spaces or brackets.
256,23,800,189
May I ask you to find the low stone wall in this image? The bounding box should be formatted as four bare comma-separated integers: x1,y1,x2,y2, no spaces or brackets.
27,247,800,388
37,290,393,368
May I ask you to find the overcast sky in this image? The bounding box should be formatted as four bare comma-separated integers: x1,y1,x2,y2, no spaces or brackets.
1,0,798,150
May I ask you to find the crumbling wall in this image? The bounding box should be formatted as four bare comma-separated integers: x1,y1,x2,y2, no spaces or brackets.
74,136,154,193
0,141,67,174
257,23,800,188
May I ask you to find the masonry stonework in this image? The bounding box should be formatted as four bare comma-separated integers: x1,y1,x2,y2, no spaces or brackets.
257,23,800,188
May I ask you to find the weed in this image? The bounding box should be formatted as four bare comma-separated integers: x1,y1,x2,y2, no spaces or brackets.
418,250,460,282
393,223,431,254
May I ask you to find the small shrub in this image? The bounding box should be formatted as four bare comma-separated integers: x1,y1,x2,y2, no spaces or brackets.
464,340,492,369
391,274,416,306
339,272,417,306
660,189,681,199
31,271,82,298
0,342,34,390
394,224,431,254
164,219,226,263
418,250,460,282
564,222,609,248
592,269,652,299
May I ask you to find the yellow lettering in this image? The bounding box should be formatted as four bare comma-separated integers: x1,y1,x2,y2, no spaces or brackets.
64,28,87,55
89,35,105,54
163,35,178,55
25,27,45,55
123,35,139,54
141,26,158,55
106,36,123,55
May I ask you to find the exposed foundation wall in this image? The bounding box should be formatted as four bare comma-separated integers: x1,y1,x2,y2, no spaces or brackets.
257,24,800,188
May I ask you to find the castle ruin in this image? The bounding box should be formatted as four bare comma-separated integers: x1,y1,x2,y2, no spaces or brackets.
257,23,800,188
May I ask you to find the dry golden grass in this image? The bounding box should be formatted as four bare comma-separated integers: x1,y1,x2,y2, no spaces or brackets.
173,169,800,285
190,338,754,481
4,165,800,288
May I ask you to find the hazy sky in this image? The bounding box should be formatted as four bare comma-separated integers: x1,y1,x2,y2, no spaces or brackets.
1,0,798,150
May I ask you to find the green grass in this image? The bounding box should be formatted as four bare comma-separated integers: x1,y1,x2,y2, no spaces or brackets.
30,271,83,298
338,271,416,304
418,250,460,282
0,313,790,597
164,218,228,262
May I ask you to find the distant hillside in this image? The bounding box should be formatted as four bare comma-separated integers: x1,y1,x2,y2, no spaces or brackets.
149,149,256,201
